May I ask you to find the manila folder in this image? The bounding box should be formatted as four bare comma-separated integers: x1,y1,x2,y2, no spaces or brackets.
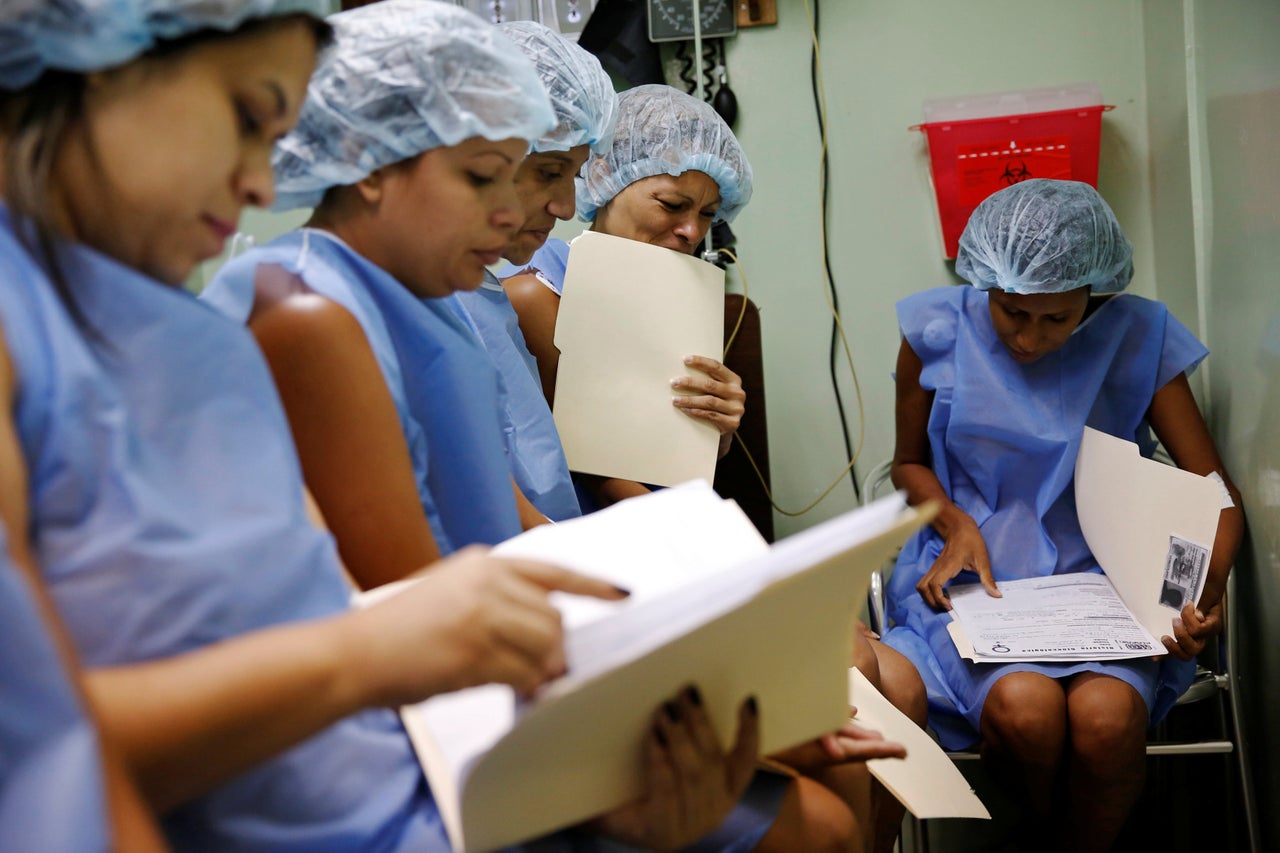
1075,427,1224,639
552,230,725,487
399,493,930,852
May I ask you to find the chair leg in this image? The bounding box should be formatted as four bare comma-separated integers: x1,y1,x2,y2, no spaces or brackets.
1224,573,1261,852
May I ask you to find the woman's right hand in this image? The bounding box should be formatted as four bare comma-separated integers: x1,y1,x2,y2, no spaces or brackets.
588,688,760,851
348,546,628,706
917,515,999,610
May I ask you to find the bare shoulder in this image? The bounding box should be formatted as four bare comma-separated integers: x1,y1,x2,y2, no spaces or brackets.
502,271,560,319
248,287,374,372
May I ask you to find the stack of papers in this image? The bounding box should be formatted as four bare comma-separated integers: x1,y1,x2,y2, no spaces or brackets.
946,574,1163,662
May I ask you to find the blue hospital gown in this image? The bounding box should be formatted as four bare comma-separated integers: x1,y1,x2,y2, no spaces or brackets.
452,272,581,522
203,229,524,553
883,285,1205,750
0,524,108,852
0,208,780,850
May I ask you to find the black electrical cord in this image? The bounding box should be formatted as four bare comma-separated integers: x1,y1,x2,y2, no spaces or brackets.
701,40,717,100
675,41,696,94
810,0,861,501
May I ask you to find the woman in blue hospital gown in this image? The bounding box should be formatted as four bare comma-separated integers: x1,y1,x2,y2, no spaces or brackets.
883,179,1244,851
449,21,619,525
0,2,781,850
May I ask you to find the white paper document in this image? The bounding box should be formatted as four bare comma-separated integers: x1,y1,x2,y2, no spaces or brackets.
551,230,725,486
946,427,1224,663
848,669,990,819
389,485,930,852
947,574,1163,662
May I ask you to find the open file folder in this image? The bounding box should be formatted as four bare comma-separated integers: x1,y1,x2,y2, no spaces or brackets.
552,231,725,486
946,427,1226,662
379,483,932,852
848,669,990,820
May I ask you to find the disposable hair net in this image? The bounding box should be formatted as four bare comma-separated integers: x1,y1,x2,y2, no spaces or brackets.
498,21,617,155
577,84,752,224
0,0,327,90
273,0,555,211
956,179,1133,295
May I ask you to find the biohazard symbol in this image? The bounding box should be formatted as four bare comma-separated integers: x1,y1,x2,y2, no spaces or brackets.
1000,161,1033,186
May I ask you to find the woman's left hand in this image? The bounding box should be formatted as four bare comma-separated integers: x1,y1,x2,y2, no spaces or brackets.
769,717,907,770
672,355,745,458
587,689,759,851
1161,601,1223,661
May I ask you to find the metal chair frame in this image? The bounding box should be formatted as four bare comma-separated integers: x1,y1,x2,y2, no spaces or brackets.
860,458,1260,853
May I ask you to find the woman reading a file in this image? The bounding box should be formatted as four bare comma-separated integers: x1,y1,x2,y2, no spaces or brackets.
503,84,750,510
504,83,925,853
883,180,1244,851
0,0,890,849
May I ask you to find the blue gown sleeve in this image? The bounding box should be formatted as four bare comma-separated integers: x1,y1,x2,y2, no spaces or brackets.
895,285,965,393
1153,301,1209,390
0,525,109,853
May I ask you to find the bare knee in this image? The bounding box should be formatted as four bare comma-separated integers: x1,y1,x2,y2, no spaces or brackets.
868,639,928,728
980,673,1067,762
850,627,881,687
754,776,863,853
1066,675,1147,766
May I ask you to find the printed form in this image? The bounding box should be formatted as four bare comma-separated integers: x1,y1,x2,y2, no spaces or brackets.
947,574,1163,662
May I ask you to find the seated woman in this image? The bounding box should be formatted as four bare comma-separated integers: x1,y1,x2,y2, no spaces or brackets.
450,20,618,524
505,84,927,853
201,1,558,583
503,83,750,509
883,179,1244,850
0,1,795,849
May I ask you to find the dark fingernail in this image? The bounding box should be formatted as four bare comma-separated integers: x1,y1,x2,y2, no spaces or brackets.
664,701,681,722
612,585,632,597
746,696,758,715
653,724,667,746
686,686,702,706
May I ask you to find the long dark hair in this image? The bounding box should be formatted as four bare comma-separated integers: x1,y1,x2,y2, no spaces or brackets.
1,70,88,328
0,14,332,331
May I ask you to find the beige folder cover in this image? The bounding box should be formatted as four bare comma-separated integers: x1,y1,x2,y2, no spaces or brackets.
399,493,932,852
1075,427,1224,638
552,230,725,486
848,668,989,819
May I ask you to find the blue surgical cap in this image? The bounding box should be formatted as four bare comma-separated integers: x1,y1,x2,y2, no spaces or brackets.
498,21,617,156
0,0,327,91
956,179,1134,295
577,84,753,224
272,0,556,211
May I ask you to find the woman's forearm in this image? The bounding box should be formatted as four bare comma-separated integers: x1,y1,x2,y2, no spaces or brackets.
87,611,375,813
891,461,970,539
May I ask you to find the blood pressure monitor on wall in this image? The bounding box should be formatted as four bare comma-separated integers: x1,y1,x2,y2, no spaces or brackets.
646,0,736,42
